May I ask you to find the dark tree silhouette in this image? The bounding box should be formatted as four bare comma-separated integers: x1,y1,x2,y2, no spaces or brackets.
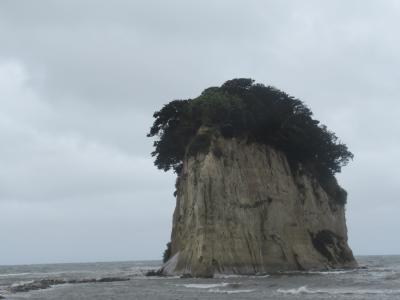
148,79,353,204
162,242,172,263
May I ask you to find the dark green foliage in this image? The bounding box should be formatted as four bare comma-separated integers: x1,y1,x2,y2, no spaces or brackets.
148,79,353,187
163,242,172,263
317,174,348,205
335,188,348,205
187,134,212,157
212,145,224,159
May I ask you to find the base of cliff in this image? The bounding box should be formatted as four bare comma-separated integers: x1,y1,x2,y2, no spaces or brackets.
165,136,357,278
161,239,357,278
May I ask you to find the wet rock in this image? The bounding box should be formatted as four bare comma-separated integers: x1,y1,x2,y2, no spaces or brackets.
145,269,163,277
96,277,130,282
8,277,130,294
10,279,65,293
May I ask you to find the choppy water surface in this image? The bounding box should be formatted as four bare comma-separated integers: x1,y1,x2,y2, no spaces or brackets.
1,256,400,299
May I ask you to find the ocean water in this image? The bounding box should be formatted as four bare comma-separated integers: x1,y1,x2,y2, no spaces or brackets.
1,256,400,299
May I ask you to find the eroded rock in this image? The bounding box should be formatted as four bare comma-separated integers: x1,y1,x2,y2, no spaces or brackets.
163,136,357,277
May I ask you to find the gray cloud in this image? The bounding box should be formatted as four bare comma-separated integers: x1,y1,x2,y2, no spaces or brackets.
0,0,399,264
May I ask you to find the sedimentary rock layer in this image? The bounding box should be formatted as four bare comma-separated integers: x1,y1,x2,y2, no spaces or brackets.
163,136,356,277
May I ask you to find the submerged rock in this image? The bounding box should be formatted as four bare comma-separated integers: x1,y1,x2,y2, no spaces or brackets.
162,135,357,277
145,269,164,277
7,277,130,294
10,279,65,293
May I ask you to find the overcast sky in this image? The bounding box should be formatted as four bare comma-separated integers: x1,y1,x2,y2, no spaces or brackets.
0,0,399,265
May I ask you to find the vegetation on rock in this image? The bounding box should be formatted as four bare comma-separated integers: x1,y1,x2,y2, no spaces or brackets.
162,242,172,263
148,78,353,201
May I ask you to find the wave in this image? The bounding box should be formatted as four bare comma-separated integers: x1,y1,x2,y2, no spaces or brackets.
178,282,231,289
0,288,9,299
0,272,34,277
213,274,244,279
277,285,400,295
177,282,255,294
0,270,98,279
214,274,270,279
384,272,400,280
277,286,315,295
0,266,158,280
306,270,354,275
139,275,181,280
11,280,35,288
208,288,255,294
277,269,355,276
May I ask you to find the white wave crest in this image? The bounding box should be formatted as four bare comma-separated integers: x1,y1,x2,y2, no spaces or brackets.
307,270,353,275
213,274,243,279
277,286,400,296
384,272,400,280
209,288,255,294
178,282,231,289
214,273,270,279
11,280,35,288
277,286,315,295
0,272,33,277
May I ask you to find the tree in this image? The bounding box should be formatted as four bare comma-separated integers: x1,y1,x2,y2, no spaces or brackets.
148,79,353,200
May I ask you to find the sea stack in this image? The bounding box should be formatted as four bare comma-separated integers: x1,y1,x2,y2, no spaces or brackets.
148,79,357,277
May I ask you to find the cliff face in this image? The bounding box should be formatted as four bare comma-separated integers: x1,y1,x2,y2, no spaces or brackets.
163,135,357,277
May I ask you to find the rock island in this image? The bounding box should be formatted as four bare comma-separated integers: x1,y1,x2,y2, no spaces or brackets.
148,79,357,277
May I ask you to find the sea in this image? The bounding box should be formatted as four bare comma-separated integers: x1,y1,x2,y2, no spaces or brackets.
1,256,400,299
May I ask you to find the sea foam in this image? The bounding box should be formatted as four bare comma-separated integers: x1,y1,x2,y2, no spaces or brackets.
178,282,231,289
277,286,400,296
208,288,255,294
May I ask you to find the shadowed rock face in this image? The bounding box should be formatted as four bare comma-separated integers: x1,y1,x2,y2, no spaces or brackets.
162,135,357,277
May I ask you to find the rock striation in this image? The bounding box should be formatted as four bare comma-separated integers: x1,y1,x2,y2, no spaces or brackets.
162,133,357,277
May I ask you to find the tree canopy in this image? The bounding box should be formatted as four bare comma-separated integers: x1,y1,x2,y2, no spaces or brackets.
148,79,353,183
